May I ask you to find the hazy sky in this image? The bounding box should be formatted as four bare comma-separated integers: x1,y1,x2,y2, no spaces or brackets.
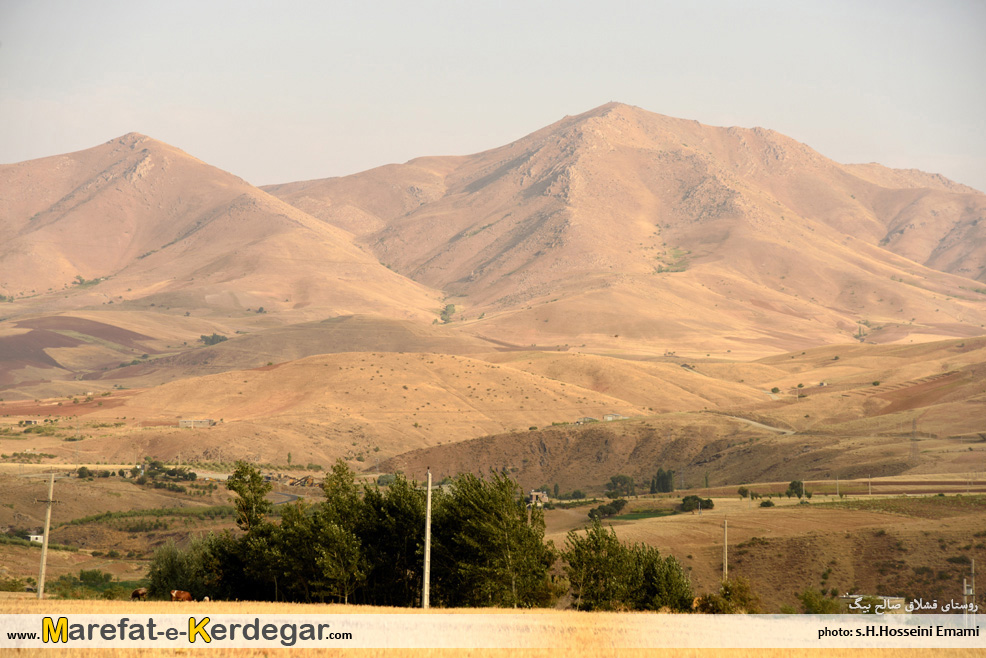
2,0,984,191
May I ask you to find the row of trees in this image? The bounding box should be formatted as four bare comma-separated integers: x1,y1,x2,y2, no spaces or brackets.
149,461,693,611
649,468,675,494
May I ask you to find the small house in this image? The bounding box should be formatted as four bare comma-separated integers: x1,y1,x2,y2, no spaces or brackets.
603,413,629,422
28,534,44,543
527,490,549,507
575,417,598,425
178,419,215,429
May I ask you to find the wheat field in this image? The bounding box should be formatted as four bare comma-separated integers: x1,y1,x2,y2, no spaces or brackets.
1,596,980,657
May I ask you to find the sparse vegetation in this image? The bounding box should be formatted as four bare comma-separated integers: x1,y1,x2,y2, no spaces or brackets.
199,333,228,346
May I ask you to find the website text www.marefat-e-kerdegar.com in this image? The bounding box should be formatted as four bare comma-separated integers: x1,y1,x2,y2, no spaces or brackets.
37,616,350,646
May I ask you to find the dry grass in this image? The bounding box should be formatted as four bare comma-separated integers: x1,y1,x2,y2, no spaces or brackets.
1,598,980,657
6,648,982,658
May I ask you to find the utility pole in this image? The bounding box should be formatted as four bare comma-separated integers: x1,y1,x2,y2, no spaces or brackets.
422,468,432,609
868,475,872,496
36,473,58,599
964,559,976,622
836,474,840,498
722,519,728,582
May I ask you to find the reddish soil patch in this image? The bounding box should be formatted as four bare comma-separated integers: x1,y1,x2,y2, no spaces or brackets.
0,329,80,373
0,389,139,417
14,316,153,348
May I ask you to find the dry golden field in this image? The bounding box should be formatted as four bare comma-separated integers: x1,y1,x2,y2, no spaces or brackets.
1,596,981,657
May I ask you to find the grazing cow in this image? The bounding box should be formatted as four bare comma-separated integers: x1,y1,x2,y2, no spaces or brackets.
170,590,193,602
130,587,148,601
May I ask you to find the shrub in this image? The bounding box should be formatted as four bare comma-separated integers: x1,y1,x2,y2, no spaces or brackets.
680,495,713,512
760,500,775,508
199,333,228,346
694,577,761,613
798,587,841,613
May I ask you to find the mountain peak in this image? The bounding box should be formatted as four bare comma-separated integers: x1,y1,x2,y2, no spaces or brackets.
111,132,154,148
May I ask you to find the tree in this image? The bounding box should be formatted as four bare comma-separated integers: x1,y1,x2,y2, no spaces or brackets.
605,475,635,498
226,461,272,532
786,480,805,499
797,587,841,614
680,495,713,512
563,519,692,611
737,487,749,499
587,498,627,521
356,473,425,606
313,522,364,604
563,519,633,610
148,537,213,600
431,471,556,608
650,468,674,494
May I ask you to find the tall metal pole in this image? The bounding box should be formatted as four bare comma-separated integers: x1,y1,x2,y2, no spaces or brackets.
37,473,55,600
722,519,728,582
422,469,432,609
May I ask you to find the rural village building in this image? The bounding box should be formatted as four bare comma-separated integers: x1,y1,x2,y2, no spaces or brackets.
178,419,215,428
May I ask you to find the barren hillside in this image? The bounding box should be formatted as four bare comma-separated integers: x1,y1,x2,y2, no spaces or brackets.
267,103,986,353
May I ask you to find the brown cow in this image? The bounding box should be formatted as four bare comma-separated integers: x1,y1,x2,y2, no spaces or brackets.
170,590,193,602
130,587,148,601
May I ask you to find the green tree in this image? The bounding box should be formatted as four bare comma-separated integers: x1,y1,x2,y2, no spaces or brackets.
563,519,691,611
564,519,633,610
148,537,213,600
431,471,556,608
356,473,425,606
605,474,635,498
313,521,364,604
680,495,713,512
787,480,805,499
226,461,273,532
797,587,841,613
650,468,675,494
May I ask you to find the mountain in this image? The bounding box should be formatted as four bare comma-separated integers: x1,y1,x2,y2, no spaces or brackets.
0,134,451,393
267,103,986,355
0,133,439,321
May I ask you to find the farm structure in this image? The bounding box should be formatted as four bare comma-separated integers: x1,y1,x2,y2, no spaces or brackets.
178,419,215,428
